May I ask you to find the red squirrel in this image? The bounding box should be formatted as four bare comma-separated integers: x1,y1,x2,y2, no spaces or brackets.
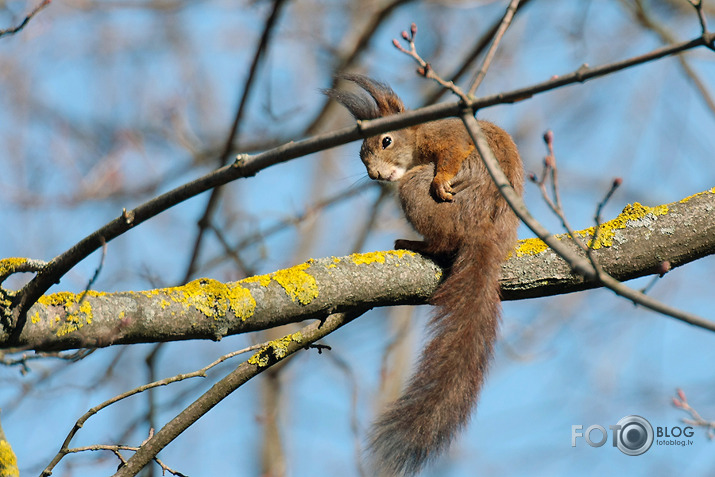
326,74,524,475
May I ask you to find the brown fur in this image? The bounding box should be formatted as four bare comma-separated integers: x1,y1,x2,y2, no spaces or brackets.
326,75,524,475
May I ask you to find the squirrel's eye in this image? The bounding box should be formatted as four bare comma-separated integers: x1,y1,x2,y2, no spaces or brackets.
382,136,392,149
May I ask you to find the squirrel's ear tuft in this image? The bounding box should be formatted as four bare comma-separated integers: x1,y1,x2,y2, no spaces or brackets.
324,74,405,120
323,87,380,120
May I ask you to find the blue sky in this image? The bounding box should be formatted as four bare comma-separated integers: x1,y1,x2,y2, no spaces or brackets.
1,0,714,476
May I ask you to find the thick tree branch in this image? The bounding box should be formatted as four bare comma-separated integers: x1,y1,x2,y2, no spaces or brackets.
501,188,715,299
10,29,715,340
3,251,439,351
2,188,713,351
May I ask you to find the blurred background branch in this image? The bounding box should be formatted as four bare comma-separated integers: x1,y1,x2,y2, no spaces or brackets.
1,1,714,476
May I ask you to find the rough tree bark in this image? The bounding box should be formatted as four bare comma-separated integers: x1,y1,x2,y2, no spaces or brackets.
2,188,712,352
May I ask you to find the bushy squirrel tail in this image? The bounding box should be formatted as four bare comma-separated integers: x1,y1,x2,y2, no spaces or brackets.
368,230,504,475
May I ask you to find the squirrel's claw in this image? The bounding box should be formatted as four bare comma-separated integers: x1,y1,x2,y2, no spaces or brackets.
431,177,455,202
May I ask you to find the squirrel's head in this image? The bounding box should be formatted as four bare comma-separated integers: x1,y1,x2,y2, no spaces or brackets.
325,74,415,183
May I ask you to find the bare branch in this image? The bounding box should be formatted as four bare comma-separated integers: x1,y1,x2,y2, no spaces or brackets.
424,0,534,105
392,22,470,102
673,388,715,439
3,189,714,353
182,0,290,283
41,343,265,476
625,0,715,118
0,0,51,39
111,309,365,477
460,111,715,332
467,0,522,96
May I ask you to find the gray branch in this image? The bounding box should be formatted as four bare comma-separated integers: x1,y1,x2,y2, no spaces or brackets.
1,189,713,351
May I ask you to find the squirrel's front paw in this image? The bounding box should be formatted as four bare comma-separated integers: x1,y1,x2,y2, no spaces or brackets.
430,176,455,202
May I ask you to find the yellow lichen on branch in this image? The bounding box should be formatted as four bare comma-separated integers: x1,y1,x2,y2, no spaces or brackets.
227,284,257,321
578,202,668,249
0,436,19,477
247,332,304,368
0,258,28,278
272,262,319,305
22,250,430,340
242,273,271,287
145,278,257,322
514,199,677,257
36,290,105,337
240,261,322,305
350,250,414,265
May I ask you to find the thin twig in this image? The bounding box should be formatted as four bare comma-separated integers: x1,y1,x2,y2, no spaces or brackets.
424,0,534,105
588,177,622,259
63,443,186,476
351,185,390,254
207,223,255,277
76,237,107,307
532,131,624,272
393,23,471,102
323,351,367,477
688,0,712,44
0,0,51,39
460,111,715,332
41,343,265,476
181,0,289,283
305,0,415,134
626,0,715,118
639,260,671,295
0,349,94,372
673,388,715,439
530,130,592,257
468,0,522,96
200,181,373,273
0,258,47,286
111,310,366,477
